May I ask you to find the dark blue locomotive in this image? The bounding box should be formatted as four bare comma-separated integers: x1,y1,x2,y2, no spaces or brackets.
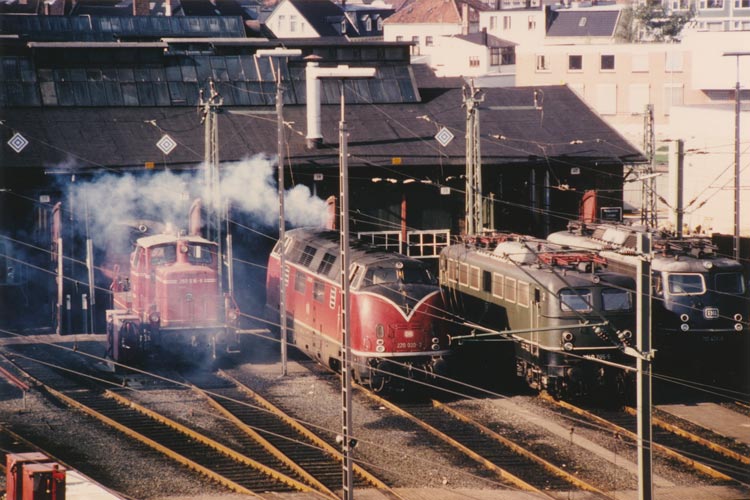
440,234,636,399
548,222,748,382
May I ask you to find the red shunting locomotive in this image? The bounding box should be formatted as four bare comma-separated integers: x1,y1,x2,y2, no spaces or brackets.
266,227,450,391
107,232,239,365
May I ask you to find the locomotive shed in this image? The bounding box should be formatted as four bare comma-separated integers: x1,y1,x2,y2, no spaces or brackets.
1,332,749,500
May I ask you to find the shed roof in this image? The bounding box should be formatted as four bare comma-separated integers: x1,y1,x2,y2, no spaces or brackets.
0,85,645,172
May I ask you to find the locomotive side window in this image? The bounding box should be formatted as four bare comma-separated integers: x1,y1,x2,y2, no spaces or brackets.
559,288,593,312
666,273,705,295
492,273,503,298
363,267,398,286
505,277,516,303
313,280,325,302
517,281,530,307
602,288,632,311
294,270,307,293
459,263,469,285
402,264,435,285
187,244,213,265
150,245,176,266
469,266,480,290
715,272,745,294
447,259,457,282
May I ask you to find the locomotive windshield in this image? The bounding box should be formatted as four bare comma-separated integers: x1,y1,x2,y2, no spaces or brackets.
666,273,705,295
150,244,177,266
362,262,435,287
559,288,593,312
602,288,632,311
715,272,745,294
185,243,213,265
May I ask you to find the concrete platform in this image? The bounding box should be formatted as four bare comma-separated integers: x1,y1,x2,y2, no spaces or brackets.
658,402,750,446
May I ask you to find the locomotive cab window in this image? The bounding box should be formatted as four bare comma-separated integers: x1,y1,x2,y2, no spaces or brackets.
666,273,705,295
559,288,593,312
186,244,213,265
715,272,745,294
362,263,434,287
150,245,176,266
602,287,632,311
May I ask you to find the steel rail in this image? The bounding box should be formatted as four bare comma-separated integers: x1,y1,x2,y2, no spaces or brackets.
217,370,400,495
623,406,750,466
360,388,555,498
433,400,613,497
42,384,261,496
190,385,338,499
540,394,733,481
104,389,321,496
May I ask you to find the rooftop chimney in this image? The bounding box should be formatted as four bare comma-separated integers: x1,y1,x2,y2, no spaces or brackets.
133,0,150,16
461,3,469,35
305,58,324,149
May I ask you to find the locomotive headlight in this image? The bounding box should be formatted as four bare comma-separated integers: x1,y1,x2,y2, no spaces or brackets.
375,324,385,338
376,339,384,346
432,337,440,344
376,345,385,353
563,342,574,352
680,313,690,322
227,309,239,322
734,314,743,322
404,330,414,338
431,343,441,351
149,311,160,324
561,331,574,343
680,323,690,332
735,323,743,332
702,260,713,269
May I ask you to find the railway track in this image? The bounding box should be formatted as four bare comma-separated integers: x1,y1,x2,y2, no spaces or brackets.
360,388,614,500
186,369,404,500
539,394,750,485
2,354,328,498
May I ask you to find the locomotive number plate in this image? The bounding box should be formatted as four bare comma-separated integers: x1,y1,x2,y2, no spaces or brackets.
703,307,719,319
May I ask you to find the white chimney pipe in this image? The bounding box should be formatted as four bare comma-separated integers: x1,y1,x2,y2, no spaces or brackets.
306,61,323,148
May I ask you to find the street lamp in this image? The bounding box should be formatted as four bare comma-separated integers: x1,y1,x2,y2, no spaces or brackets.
310,64,375,500
256,48,302,376
722,51,749,261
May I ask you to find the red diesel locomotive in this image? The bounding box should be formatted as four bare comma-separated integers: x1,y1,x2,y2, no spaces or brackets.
266,228,450,390
107,232,240,365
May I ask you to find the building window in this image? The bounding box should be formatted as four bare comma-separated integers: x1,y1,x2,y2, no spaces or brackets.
365,17,372,31
490,48,500,66
425,36,434,46
290,15,297,32
536,54,549,71
503,16,511,29
628,84,650,114
569,54,583,71
490,16,497,30
665,51,683,72
672,0,689,8
278,15,285,32
700,0,723,7
411,36,420,55
469,56,480,67
501,47,515,65
736,0,750,6
528,16,536,30
596,83,617,115
377,17,383,30
600,54,615,71
396,35,403,42
341,19,347,34
632,53,649,72
663,84,684,115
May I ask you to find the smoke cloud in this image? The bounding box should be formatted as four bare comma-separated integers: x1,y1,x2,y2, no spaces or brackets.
71,154,329,250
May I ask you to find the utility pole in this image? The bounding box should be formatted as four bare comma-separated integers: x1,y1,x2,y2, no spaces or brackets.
200,79,224,285
636,232,653,500
256,48,302,377
722,52,748,261
464,81,484,236
310,65,375,500
641,104,657,229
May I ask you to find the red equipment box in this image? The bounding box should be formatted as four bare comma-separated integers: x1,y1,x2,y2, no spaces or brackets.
21,462,66,500
6,452,52,500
